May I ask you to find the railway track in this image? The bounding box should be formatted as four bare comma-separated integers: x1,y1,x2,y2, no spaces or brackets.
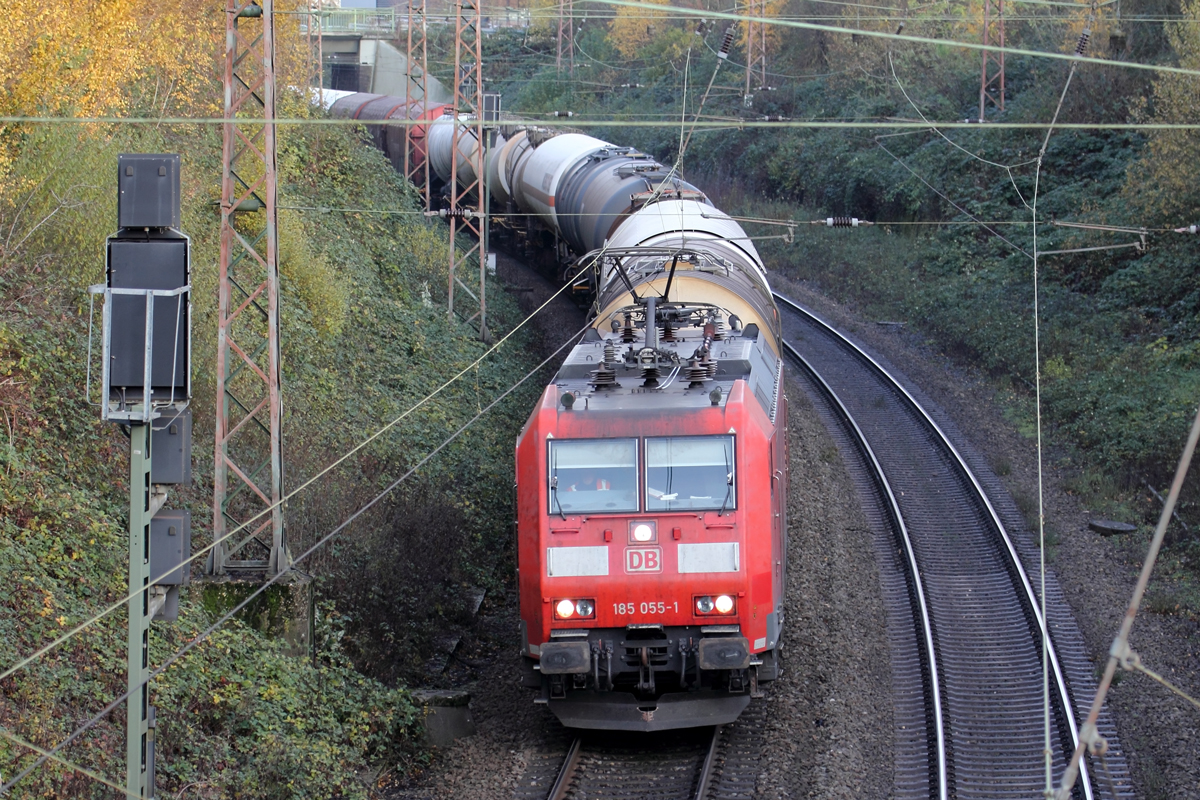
543,727,717,800
776,293,1132,799
518,700,767,800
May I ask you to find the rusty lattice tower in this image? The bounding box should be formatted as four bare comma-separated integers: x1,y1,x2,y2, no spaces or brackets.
210,0,289,577
557,0,574,75
405,0,431,209
447,0,488,339
980,0,1005,119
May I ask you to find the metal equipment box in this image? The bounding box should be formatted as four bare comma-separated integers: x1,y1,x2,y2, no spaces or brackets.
151,408,192,485
153,586,180,622
107,238,189,399
118,154,181,229
150,509,191,586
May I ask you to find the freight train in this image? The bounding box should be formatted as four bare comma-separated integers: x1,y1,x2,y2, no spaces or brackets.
327,91,787,731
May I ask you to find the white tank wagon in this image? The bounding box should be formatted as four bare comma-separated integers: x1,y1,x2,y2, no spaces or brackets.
346,96,774,335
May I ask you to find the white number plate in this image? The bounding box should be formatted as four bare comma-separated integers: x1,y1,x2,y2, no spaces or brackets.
612,601,679,615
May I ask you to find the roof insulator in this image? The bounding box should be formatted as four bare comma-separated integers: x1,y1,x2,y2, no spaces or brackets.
1075,28,1092,56
718,25,736,59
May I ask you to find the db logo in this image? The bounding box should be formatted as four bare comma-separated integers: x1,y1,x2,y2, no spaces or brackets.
625,547,662,573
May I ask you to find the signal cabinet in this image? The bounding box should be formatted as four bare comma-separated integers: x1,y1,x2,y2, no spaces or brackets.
149,509,190,622
151,408,192,485
118,154,181,229
150,509,191,586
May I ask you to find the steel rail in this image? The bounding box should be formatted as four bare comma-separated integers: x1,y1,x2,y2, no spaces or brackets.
691,725,722,800
781,339,948,800
545,726,722,800
774,292,1094,800
547,737,582,800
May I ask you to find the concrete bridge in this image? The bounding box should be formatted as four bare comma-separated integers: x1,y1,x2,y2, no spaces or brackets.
305,6,528,99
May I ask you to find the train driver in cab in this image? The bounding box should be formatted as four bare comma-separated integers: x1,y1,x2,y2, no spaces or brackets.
567,471,610,491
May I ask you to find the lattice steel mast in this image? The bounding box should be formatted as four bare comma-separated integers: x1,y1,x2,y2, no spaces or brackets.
980,0,1005,119
448,0,488,340
210,0,289,577
557,0,574,75
405,0,431,209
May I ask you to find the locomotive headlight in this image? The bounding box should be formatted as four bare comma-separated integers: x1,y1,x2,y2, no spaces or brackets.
696,596,715,614
630,520,657,543
554,598,596,620
715,594,735,614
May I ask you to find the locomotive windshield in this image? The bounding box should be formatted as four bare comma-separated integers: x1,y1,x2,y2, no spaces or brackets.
548,439,639,514
646,435,736,512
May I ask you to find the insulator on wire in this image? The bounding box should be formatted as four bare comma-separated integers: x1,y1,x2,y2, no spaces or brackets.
815,217,872,228
552,111,574,118
427,208,475,220
759,115,787,122
895,21,906,35
718,25,736,59
1176,224,1199,234
1075,28,1091,56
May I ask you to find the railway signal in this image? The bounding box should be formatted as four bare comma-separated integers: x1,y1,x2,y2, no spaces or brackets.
90,152,193,800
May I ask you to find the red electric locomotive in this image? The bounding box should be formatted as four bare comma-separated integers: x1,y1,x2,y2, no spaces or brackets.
325,94,789,729
515,218,787,731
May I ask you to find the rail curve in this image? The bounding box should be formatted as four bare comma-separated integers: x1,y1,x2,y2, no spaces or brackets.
775,292,1131,799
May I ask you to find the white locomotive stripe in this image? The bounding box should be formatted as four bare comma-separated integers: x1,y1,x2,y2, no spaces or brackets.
677,542,740,573
546,545,610,577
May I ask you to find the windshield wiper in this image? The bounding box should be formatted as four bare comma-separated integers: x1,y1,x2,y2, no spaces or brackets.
718,442,733,516
550,475,566,520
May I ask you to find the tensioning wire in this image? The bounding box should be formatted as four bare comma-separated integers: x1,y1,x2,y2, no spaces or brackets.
0,321,592,799
0,729,139,799
887,51,1039,209
874,137,1034,258
0,273,579,686
1026,0,1092,786
5,116,1200,129
284,204,1173,231
588,0,1200,77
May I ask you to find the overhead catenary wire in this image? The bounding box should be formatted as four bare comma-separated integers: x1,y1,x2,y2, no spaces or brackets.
0,321,594,798
7,115,1200,131
0,273,580,687
874,137,1034,258
1026,1,1098,791
587,0,1200,78
8,116,1200,130
0,729,140,799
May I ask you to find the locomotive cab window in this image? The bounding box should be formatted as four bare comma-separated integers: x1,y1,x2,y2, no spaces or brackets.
548,439,639,514
645,436,736,512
